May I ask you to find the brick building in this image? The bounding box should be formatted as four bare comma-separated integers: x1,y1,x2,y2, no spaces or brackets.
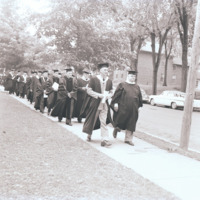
112,43,200,92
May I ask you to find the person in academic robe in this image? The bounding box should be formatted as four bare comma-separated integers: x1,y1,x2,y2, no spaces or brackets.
18,71,28,98
46,69,60,115
11,71,18,95
4,69,14,94
73,68,90,123
51,67,77,126
26,71,34,103
13,71,21,96
34,70,49,113
110,70,143,146
30,71,40,103
80,63,113,147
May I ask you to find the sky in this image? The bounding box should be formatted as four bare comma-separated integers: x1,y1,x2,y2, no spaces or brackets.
18,0,51,14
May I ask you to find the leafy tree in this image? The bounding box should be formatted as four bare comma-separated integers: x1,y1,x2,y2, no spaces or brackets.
174,0,196,92
139,0,175,94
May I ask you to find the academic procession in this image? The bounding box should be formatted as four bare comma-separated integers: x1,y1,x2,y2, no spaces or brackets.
2,63,143,148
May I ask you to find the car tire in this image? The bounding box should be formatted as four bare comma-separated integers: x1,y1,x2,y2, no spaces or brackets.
150,99,155,106
171,102,177,109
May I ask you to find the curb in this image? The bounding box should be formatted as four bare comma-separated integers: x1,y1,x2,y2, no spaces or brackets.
135,130,200,161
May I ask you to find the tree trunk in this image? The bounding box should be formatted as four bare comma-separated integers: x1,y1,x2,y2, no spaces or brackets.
151,32,157,94
130,36,136,70
163,57,168,86
180,0,200,150
181,46,188,92
175,0,189,92
163,39,172,86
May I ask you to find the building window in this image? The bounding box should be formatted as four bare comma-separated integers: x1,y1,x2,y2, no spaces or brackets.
116,74,118,78
121,74,123,78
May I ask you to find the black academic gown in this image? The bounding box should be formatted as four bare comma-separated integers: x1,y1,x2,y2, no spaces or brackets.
26,76,33,102
80,76,113,135
31,76,38,102
110,82,143,132
46,76,59,111
34,77,48,112
4,73,13,93
18,75,26,97
73,77,89,118
51,76,77,120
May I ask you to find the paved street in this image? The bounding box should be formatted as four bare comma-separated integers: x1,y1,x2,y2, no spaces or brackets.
137,104,200,152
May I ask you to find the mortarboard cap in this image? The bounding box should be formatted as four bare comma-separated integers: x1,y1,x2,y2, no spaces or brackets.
53,69,59,73
42,70,48,73
83,68,90,74
128,70,137,75
97,63,109,70
65,67,72,72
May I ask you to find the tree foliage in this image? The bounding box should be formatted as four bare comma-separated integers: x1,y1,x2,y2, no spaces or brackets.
0,0,197,93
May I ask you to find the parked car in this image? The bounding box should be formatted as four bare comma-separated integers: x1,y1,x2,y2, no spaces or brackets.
140,88,149,103
149,90,200,110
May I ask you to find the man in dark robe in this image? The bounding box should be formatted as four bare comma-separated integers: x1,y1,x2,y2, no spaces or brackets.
14,71,21,96
110,70,143,146
18,71,28,98
34,70,49,113
51,67,77,126
73,68,90,123
30,71,39,103
26,71,34,103
81,63,113,147
11,71,18,95
46,69,59,115
4,69,14,94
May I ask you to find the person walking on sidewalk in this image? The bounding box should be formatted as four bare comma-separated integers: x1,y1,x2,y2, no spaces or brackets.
34,70,49,113
46,69,60,115
110,70,143,146
51,67,77,126
73,68,90,123
81,63,113,147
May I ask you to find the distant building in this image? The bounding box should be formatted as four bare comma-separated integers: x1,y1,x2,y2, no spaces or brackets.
113,42,200,91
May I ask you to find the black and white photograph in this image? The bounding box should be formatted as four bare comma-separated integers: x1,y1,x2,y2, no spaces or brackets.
1,0,200,199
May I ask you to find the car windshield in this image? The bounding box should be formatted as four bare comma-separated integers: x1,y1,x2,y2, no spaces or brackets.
161,91,185,97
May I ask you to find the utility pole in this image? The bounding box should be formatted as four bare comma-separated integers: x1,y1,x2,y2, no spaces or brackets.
180,0,200,150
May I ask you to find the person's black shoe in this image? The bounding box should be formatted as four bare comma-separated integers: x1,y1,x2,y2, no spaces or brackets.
66,122,72,126
58,118,62,122
78,117,82,123
87,135,91,142
101,140,112,147
113,128,118,138
66,120,72,126
124,141,134,146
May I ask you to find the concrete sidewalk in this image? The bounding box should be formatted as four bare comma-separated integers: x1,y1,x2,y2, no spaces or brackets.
2,88,200,200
